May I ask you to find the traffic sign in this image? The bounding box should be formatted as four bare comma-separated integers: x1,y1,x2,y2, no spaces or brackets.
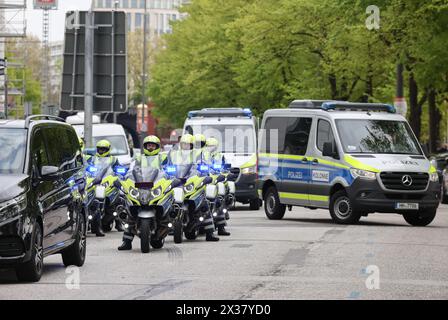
33,0,58,10
60,11,127,113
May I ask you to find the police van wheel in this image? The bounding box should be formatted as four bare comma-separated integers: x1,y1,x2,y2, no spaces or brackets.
403,209,436,227
330,190,361,224
264,187,286,220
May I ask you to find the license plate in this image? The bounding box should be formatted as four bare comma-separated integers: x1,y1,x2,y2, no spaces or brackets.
395,202,419,210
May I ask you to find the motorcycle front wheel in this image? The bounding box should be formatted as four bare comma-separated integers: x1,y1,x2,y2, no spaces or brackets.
173,219,183,244
140,218,152,253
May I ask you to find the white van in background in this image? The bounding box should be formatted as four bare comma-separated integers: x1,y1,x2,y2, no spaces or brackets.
67,113,133,165
183,108,260,210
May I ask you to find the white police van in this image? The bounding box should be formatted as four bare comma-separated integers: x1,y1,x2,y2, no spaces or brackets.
183,108,260,209
257,100,440,226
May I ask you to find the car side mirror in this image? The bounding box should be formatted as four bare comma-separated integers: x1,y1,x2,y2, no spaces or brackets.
41,166,60,180
322,142,339,159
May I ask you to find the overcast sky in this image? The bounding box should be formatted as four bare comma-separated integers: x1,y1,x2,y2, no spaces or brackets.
26,0,92,42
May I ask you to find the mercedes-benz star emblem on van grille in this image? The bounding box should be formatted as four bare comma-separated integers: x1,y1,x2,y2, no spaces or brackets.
402,175,413,186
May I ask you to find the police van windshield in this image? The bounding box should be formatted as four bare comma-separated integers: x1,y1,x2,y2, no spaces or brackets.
93,136,128,156
336,119,421,155
187,125,255,153
0,128,27,174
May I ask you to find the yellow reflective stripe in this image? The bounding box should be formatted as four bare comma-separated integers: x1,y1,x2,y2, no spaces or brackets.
314,158,349,169
279,192,329,202
343,155,379,173
241,154,257,169
279,192,308,200
258,153,349,169
259,153,305,161
309,195,329,202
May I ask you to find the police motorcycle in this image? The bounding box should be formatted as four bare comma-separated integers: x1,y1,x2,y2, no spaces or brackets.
165,162,215,243
116,165,185,253
210,161,236,222
84,158,126,236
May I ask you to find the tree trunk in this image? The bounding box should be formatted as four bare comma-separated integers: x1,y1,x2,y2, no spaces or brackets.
428,89,440,154
408,72,421,140
329,74,338,100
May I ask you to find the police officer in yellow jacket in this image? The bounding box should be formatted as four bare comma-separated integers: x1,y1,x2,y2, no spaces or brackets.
206,138,230,236
193,134,210,163
118,135,166,250
87,139,122,236
169,134,219,241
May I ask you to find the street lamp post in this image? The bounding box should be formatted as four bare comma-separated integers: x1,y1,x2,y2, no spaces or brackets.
140,0,148,148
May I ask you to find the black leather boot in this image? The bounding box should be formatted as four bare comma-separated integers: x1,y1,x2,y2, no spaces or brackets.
206,232,219,242
218,226,230,236
95,226,105,237
95,219,105,237
115,219,124,232
117,239,132,251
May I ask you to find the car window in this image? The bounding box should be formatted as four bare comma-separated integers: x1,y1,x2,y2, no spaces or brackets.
260,117,287,154
67,128,84,168
32,129,50,171
284,117,312,156
317,119,336,152
42,126,79,171
0,128,27,174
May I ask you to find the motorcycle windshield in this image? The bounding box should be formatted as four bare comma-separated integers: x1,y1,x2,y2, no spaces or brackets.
172,164,195,180
133,166,161,183
87,158,114,180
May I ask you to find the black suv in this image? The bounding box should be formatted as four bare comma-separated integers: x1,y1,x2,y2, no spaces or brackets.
0,115,87,282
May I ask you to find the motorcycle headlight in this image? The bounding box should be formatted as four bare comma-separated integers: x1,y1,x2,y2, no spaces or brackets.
0,194,27,223
350,168,376,180
241,166,256,175
130,188,140,199
102,181,110,188
184,183,194,193
429,172,439,182
151,187,162,198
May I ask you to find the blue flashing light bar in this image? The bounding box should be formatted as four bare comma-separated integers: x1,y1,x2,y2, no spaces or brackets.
321,102,396,113
188,108,253,119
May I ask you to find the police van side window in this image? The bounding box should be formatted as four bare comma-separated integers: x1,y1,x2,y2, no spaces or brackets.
284,117,312,156
317,119,336,152
260,117,287,154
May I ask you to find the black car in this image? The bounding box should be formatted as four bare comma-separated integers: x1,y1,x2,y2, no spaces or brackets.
0,115,87,282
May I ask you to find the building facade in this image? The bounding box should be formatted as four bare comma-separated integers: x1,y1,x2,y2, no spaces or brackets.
93,0,188,34
48,40,63,105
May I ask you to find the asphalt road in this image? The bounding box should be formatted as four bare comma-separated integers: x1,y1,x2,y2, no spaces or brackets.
1,204,448,300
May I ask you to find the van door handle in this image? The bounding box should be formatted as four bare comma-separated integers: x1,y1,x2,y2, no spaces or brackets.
302,158,308,163
312,159,319,165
